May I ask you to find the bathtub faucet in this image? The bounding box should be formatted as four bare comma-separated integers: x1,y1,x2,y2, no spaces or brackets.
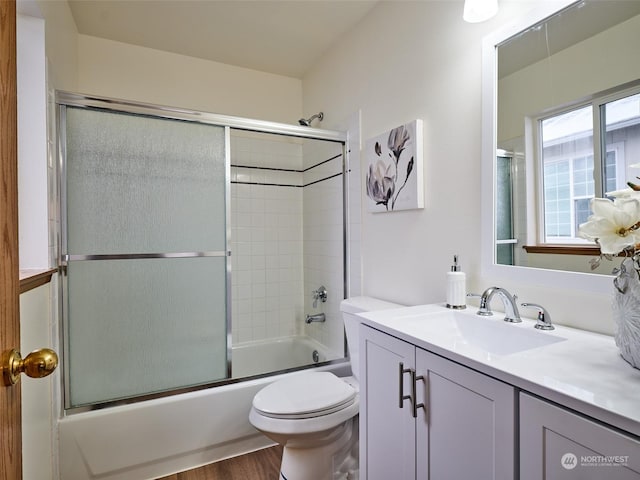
305,313,326,324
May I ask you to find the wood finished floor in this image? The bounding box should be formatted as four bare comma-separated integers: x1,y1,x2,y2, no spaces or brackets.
157,445,283,480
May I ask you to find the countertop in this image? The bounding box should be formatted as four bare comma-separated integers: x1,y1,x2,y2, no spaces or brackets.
358,303,640,438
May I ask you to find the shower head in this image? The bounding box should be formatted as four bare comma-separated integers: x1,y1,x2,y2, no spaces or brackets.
298,112,324,126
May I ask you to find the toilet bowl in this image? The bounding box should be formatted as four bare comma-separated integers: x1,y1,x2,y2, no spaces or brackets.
249,296,402,480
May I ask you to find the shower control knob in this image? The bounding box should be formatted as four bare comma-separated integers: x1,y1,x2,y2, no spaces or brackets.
312,286,328,308
1,348,58,386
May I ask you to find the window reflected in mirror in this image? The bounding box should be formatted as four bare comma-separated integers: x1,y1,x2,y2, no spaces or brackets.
540,104,594,243
538,89,640,245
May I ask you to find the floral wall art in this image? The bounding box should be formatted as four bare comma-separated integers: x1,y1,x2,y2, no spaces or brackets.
365,120,423,212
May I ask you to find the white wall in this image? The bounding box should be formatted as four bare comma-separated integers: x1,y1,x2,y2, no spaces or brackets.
77,34,303,123
17,14,48,269
303,1,519,305
302,1,616,334
21,284,58,480
16,10,59,480
34,0,78,92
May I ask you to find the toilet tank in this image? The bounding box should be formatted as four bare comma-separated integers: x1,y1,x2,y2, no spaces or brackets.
341,296,404,381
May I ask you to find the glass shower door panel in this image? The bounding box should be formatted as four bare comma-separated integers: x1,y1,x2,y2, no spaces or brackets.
66,257,228,407
63,106,229,407
65,107,226,254
496,155,515,266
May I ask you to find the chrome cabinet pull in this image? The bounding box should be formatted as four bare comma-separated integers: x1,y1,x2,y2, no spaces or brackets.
411,371,426,418
398,362,412,408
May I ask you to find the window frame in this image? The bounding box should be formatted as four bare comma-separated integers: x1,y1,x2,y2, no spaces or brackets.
532,83,640,248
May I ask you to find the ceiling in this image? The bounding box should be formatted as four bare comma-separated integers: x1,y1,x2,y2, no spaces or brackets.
498,0,640,78
66,0,379,79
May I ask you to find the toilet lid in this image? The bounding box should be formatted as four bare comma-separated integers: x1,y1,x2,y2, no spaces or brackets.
252,372,356,419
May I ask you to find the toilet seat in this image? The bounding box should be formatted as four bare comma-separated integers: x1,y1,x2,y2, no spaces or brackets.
252,372,356,420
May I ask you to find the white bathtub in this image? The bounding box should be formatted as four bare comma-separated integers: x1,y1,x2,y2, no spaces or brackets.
232,335,337,377
58,336,348,480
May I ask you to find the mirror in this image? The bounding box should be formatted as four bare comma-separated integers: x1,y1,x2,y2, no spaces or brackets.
493,0,640,275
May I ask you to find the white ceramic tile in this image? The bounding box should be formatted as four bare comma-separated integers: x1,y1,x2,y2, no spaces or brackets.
251,269,266,284
252,324,267,340
236,284,251,300
234,270,251,286
235,183,251,198
250,242,265,256
236,255,251,271
251,214,265,228
236,300,252,315
250,296,266,313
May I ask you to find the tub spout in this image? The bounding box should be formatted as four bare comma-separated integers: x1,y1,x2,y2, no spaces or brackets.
305,313,326,324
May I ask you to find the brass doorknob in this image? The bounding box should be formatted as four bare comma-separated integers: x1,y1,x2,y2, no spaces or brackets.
1,348,58,386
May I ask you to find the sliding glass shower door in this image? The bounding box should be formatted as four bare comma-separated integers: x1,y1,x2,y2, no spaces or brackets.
61,106,229,408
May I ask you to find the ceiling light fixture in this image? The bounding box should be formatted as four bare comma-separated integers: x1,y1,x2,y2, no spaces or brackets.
463,0,498,23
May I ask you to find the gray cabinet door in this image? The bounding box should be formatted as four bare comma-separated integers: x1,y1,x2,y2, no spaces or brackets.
520,392,640,479
360,325,416,480
416,349,517,479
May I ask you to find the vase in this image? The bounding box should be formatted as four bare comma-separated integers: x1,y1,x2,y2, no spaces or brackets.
612,258,640,369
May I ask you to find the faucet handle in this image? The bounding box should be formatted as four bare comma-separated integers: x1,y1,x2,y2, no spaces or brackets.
521,302,554,330
467,293,492,316
311,285,328,308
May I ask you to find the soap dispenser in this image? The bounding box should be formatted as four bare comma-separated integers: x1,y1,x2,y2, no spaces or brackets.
446,255,466,309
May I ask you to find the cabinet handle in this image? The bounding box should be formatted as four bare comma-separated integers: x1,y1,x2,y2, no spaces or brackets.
398,362,412,408
411,371,426,418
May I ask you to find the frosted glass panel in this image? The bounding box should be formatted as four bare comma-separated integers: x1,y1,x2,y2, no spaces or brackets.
65,107,226,254
66,257,228,407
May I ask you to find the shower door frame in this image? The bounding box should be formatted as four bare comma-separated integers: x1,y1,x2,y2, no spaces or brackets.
56,91,348,412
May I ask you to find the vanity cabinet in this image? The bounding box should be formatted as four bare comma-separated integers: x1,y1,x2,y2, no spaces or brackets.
520,393,640,479
360,325,517,480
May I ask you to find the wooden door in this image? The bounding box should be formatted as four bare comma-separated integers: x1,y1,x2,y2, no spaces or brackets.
0,0,21,478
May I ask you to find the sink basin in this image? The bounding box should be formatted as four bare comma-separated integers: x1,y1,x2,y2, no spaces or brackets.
398,309,567,356
451,311,566,355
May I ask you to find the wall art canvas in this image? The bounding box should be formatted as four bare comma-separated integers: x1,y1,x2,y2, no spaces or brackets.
365,119,423,212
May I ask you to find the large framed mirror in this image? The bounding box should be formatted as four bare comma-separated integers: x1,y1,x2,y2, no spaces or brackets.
481,0,640,293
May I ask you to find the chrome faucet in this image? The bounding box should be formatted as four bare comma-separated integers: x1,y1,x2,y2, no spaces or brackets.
305,313,326,324
312,286,328,308
476,287,522,323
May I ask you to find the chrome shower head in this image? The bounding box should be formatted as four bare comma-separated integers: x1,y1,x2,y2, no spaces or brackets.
298,112,324,126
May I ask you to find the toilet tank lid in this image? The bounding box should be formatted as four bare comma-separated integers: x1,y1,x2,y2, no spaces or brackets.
340,296,404,314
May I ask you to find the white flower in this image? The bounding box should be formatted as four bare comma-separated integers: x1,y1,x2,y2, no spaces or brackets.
366,160,395,209
578,197,640,255
606,188,640,199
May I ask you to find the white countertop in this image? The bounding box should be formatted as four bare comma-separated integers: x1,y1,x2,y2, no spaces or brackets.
358,303,640,437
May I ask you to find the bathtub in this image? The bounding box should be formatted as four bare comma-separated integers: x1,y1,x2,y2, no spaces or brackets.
58,336,348,480
232,335,337,377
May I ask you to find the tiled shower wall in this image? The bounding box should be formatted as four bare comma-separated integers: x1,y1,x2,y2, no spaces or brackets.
230,131,305,344
229,128,355,360
302,140,346,356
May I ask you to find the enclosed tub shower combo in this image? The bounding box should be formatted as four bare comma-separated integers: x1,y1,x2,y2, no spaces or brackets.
55,92,353,479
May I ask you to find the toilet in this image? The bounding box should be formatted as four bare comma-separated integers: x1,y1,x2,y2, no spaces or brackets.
249,296,402,480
